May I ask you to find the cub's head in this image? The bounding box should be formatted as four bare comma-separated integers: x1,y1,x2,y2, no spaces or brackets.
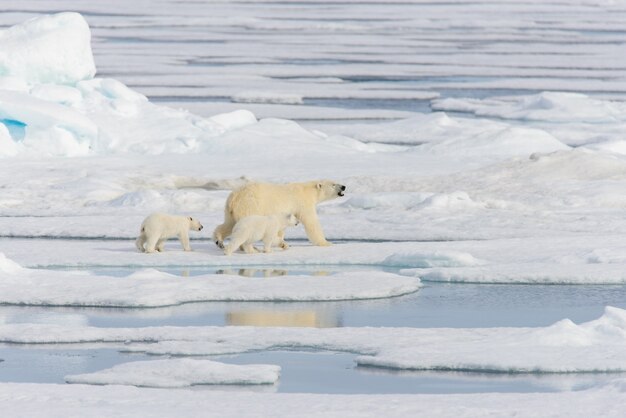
286,214,299,227
315,180,346,202
188,216,204,231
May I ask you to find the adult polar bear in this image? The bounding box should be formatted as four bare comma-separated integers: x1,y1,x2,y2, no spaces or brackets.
213,180,346,248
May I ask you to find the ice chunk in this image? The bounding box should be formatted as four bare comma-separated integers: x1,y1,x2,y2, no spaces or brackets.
0,90,98,156
65,358,280,388
383,250,487,268
0,13,95,85
209,109,258,131
434,92,626,123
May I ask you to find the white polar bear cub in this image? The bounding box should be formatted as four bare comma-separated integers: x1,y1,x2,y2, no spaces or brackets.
224,214,299,256
214,180,346,249
136,213,203,253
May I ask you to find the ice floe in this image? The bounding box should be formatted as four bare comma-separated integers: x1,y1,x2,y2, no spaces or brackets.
0,381,625,418
2,307,626,374
0,253,420,306
65,358,280,388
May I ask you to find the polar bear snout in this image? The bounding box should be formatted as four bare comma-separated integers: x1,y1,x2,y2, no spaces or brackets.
188,216,204,231
338,184,346,197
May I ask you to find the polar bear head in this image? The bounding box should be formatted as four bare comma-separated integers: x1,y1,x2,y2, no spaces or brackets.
286,213,299,227
315,180,346,202
188,216,204,231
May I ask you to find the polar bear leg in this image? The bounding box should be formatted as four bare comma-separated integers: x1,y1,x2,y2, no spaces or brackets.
224,233,247,256
263,237,274,253
277,229,289,250
243,243,258,254
301,211,331,246
135,234,146,252
156,239,166,252
213,217,236,249
144,235,159,253
179,232,192,251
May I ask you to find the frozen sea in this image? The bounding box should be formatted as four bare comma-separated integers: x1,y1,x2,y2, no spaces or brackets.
3,1,626,417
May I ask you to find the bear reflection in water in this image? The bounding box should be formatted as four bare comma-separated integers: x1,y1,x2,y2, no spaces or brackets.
217,268,339,328
215,268,329,278
226,310,339,328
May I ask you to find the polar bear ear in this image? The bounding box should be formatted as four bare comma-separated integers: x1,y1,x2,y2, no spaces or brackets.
189,217,193,221
316,183,322,190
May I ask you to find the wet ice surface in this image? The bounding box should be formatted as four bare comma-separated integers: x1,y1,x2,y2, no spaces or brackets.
2,264,626,393
4,266,626,329
2,346,621,394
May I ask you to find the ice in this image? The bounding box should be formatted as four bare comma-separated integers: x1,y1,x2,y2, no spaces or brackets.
0,89,97,156
65,358,280,388
0,12,95,85
3,3,626,413
0,254,420,306
432,93,626,148
3,308,626,374
208,110,257,132
418,263,626,284
432,92,626,124
0,382,625,418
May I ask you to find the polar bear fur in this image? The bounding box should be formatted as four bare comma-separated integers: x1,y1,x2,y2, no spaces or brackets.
136,213,203,253
213,180,346,248
224,214,299,255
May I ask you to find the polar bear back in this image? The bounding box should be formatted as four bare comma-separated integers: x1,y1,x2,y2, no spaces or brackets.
226,180,339,221
141,213,195,238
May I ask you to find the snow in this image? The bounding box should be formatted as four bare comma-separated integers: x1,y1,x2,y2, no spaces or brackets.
0,12,95,85
2,382,626,418
0,254,420,306
1,382,625,418
65,358,280,387
2,307,626,374
2,2,626,416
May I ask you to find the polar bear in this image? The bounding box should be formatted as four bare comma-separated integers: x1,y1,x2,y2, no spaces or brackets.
213,180,346,249
224,214,299,256
135,213,203,253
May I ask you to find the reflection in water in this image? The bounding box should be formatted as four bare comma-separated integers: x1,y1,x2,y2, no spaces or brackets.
217,268,341,327
226,310,340,328
216,268,288,277
216,268,330,278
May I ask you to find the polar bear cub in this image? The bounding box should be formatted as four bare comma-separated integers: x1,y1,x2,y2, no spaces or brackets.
136,213,203,253
224,214,299,256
